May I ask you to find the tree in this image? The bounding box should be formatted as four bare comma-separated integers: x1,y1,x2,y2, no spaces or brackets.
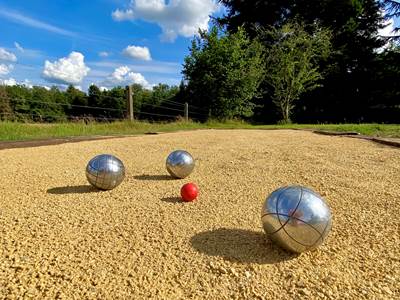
0,86,12,120
49,86,69,118
182,26,265,120
362,45,400,122
65,85,88,117
102,87,126,120
30,86,66,122
4,85,33,121
218,0,390,123
128,83,152,115
263,22,331,123
88,84,106,119
142,84,181,120
150,84,179,105
219,1,385,53
88,85,103,107
217,0,291,36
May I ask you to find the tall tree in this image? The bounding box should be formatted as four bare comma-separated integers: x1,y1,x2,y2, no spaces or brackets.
263,22,331,123
219,0,388,123
362,45,400,122
183,26,265,120
218,0,291,35
87,84,105,119
88,85,103,108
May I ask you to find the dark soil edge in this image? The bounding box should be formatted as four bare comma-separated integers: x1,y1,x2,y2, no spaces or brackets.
0,136,125,150
313,130,400,148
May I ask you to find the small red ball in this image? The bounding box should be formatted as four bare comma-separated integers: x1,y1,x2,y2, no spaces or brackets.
180,183,199,202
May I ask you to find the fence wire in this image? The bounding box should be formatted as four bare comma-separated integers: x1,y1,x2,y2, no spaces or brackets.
7,97,127,112
0,93,208,122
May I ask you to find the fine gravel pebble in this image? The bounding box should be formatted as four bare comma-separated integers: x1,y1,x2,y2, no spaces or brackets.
0,129,398,299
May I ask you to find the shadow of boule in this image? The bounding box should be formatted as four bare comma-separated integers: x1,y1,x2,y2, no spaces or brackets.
47,185,99,194
190,228,298,264
161,196,183,203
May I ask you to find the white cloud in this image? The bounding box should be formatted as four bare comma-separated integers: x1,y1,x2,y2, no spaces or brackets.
0,77,53,89
42,51,90,85
0,64,13,75
89,60,180,74
0,77,54,91
0,9,78,38
112,0,219,41
112,8,134,21
379,17,396,37
103,65,151,88
0,77,17,86
99,86,109,92
111,65,131,81
13,48,44,60
123,45,152,60
14,42,24,52
99,51,111,57
0,48,17,62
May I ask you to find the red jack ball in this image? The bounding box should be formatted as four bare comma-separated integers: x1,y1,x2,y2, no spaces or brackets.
180,183,199,202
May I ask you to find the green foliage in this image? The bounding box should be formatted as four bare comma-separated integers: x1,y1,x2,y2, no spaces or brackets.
30,86,66,122
0,82,182,123
183,26,265,120
150,84,179,105
364,45,400,116
217,0,290,36
102,87,126,119
88,85,103,108
116,83,182,120
218,0,400,124
128,84,148,111
0,86,12,120
262,22,331,123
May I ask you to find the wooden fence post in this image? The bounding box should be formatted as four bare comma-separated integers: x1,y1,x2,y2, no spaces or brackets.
126,85,134,121
184,102,189,121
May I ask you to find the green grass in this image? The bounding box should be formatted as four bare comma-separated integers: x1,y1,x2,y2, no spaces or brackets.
0,120,399,141
205,120,400,137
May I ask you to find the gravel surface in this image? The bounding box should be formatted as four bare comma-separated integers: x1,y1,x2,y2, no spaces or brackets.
0,129,398,299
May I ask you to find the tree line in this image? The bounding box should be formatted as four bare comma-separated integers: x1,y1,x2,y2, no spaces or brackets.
0,84,182,122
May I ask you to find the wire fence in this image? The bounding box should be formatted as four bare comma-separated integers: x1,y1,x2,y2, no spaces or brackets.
0,92,209,123
0,111,124,122
8,97,127,112
1,60,210,122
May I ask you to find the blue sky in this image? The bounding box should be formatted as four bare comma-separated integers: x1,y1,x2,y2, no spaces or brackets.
0,0,221,91
0,0,398,92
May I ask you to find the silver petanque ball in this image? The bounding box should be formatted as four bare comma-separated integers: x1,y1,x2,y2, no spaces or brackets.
261,186,332,253
166,150,195,179
86,154,125,190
